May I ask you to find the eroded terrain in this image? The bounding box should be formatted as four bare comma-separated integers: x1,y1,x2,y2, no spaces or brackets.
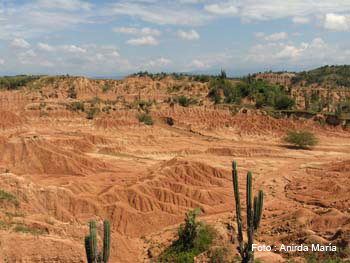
0,76,349,263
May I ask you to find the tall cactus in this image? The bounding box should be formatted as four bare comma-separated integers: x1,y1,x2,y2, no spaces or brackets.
85,220,111,263
232,161,264,263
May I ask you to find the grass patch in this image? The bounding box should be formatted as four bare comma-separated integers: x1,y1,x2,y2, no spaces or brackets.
0,220,15,230
138,113,154,125
173,95,198,107
0,189,19,208
13,224,45,235
5,211,26,218
68,101,85,112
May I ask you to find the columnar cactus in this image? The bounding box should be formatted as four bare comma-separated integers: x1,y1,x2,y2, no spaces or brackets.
85,220,111,263
232,161,264,263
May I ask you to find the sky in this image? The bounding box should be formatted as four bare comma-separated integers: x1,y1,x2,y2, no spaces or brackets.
1,0,350,77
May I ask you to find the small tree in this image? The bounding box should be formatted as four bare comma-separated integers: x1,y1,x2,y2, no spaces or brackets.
219,70,227,80
157,208,215,263
283,130,318,149
274,95,295,110
178,208,202,250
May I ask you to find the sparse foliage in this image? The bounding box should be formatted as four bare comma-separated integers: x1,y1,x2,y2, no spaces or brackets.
283,130,318,149
138,113,154,125
155,208,215,263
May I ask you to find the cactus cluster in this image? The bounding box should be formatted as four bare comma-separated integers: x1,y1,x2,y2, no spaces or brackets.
85,220,111,263
232,161,264,263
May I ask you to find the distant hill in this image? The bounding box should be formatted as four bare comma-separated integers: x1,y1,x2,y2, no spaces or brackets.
291,65,350,87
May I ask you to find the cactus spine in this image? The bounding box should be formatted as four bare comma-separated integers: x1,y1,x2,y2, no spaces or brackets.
232,161,264,263
85,220,111,263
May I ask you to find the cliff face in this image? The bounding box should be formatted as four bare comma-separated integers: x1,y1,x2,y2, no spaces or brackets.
255,73,295,88
255,73,350,112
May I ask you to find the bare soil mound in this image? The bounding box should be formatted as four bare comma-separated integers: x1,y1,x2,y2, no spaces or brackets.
99,158,232,236
0,111,25,130
286,160,350,212
282,160,350,248
0,135,108,175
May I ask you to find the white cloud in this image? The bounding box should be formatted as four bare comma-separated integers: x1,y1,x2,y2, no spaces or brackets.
37,0,92,11
324,13,350,31
112,51,120,57
254,32,265,38
113,27,161,36
177,29,200,40
190,59,210,69
292,16,310,24
17,49,37,64
275,45,302,59
21,50,37,57
0,58,4,65
113,27,138,34
141,27,161,36
11,38,31,48
264,32,288,41
177,0,201,3
255,32,288,42
311,37,326,48
38,42,55,51
145,57,172,67
39,60,55,67
204,3,238,15
107,2,210,26
62,45,87,53
126,36,158,46
231,1,350,23
246,37,338,67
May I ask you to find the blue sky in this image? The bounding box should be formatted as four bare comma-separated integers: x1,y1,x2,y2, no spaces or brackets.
1,0,350,77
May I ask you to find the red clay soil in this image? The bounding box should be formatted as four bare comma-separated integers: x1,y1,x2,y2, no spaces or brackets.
0,77,349,263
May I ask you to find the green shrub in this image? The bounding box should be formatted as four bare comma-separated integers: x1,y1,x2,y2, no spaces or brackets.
208,87,221,104
138,113,154,125
0,75,40,90
69,101,85,112
209,247,229,263
88,96,101,104
102,84,111,93
283,130,318,149
86,107,99,120
173,95,198,107
304,252,350,263
274,95,295,110
68,86,77,99
156,208,215,263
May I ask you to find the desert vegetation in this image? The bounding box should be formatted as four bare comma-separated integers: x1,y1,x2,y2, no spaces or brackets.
0,75,40,90
85,220,110,263
155,208,216,263
283,130,318,149
232,161,264,263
